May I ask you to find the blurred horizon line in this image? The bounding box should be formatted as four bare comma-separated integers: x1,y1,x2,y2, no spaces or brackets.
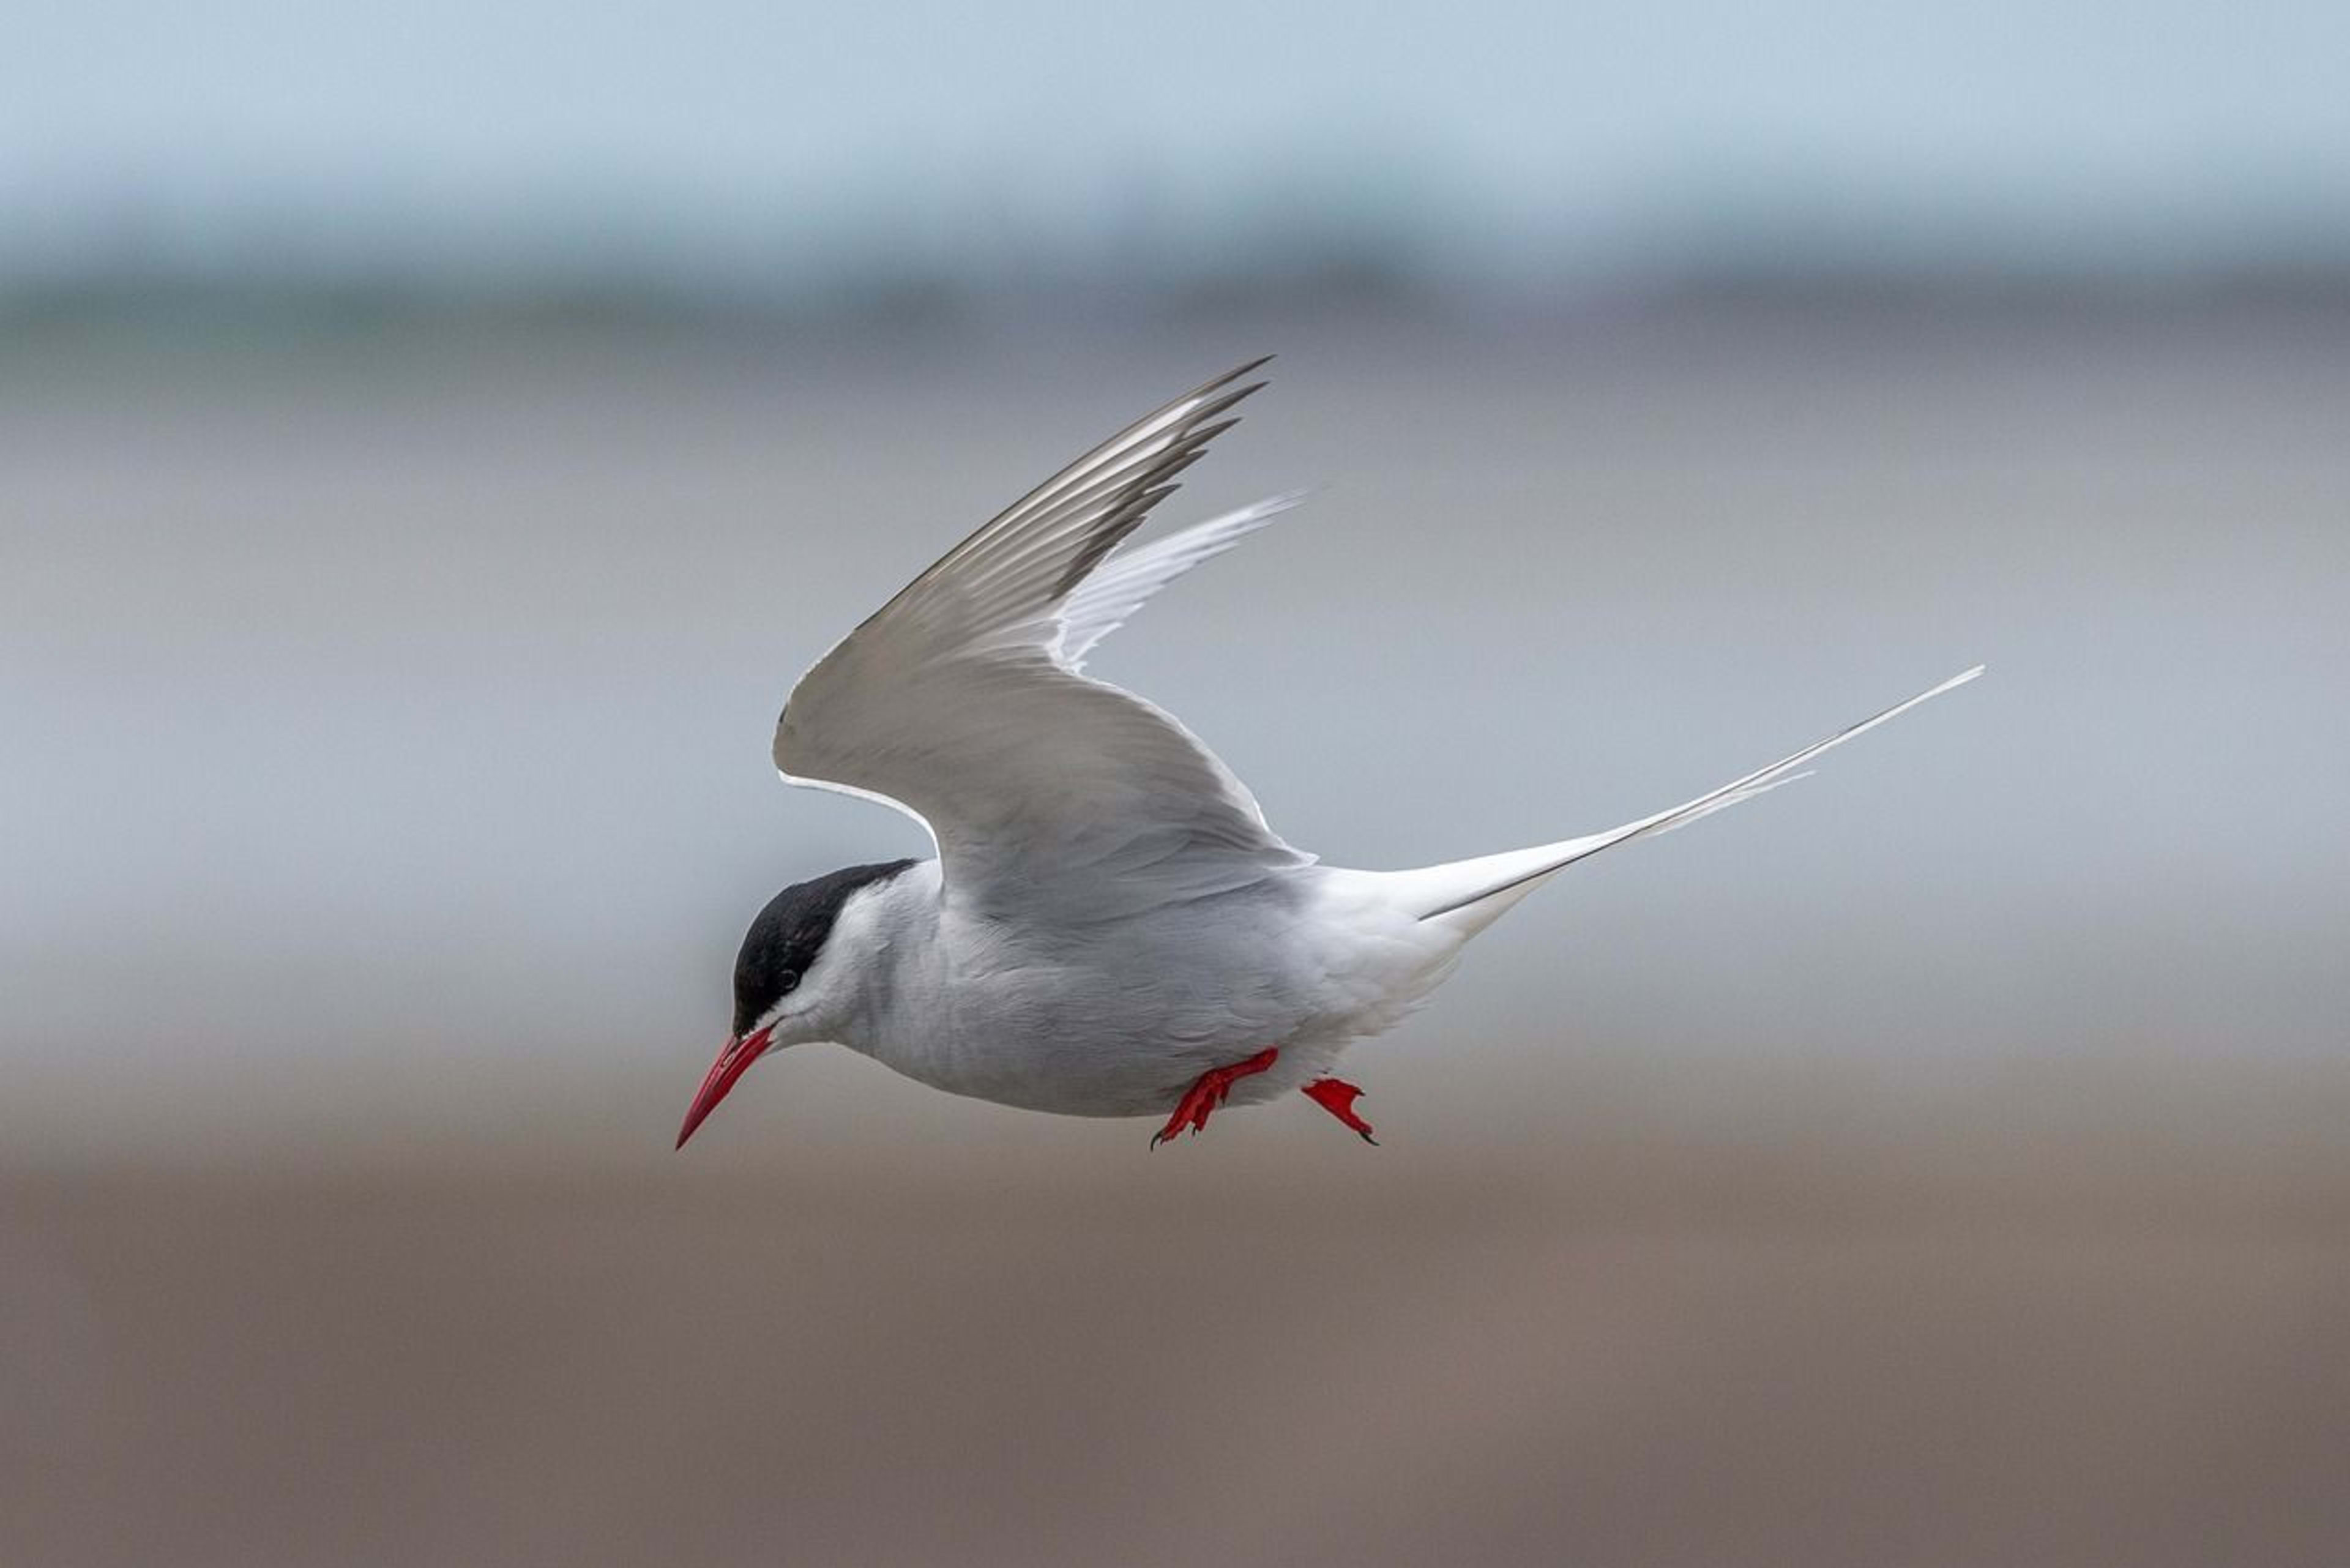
9,155,2350,335
12,256,2350,347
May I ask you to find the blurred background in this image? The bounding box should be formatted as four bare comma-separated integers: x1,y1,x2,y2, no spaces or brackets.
4,1,2346,1563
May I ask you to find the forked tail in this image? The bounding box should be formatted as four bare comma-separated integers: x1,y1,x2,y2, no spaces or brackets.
1390,666,1984,935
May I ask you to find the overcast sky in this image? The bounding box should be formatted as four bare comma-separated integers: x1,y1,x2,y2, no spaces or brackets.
8,0,2348,284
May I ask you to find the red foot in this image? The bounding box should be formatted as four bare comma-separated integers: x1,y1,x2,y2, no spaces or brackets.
1151,1047,1280,1148
1301,1078,1378,1144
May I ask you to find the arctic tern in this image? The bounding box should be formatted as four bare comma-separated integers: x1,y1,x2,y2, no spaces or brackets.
676,359,1979,1151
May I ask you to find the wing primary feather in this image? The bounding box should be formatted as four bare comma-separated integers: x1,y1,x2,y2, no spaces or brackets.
941,359,1270,570
923,381,1262,621
1187,381,1269,427
769,359,1305,920
1050,476,1196,593
1058,491,1308,670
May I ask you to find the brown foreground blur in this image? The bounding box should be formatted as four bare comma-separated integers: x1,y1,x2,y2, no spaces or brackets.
7,1122,2344,1568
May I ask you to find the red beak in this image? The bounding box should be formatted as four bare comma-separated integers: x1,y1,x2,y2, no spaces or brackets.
676,1026,775,1149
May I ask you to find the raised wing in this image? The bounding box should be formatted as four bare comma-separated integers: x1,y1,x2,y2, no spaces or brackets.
1058,492,1303,673
772,360,1312,922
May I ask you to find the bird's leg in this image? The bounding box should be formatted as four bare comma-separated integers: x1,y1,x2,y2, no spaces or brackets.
1300,1078,1377,1144
1150,1047,1280,1148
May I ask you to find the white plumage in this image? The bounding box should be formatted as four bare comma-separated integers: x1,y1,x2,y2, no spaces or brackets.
676,360,1979,1149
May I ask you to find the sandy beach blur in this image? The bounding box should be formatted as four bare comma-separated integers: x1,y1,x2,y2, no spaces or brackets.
6,1132,2346,1567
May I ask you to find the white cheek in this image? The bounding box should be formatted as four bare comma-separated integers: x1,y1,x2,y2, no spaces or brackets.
750,870,905,1042
754,957,842,1039
754,987,811,1037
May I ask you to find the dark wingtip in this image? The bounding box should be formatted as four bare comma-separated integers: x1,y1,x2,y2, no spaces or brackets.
1188,356,1274,401
1195,381,1269,425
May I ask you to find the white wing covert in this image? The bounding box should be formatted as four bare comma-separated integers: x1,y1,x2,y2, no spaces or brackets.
772,360,1311,922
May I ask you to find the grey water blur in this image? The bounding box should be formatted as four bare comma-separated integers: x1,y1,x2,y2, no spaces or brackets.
6,4,2349,1562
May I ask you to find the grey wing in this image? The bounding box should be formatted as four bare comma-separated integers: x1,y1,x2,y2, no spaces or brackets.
772,359,1313,922
1056,491,1304,672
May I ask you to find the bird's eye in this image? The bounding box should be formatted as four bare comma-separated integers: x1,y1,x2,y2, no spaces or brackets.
777,968,800,993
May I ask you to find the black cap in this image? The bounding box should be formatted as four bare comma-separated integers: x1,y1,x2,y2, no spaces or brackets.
732,859,917,1036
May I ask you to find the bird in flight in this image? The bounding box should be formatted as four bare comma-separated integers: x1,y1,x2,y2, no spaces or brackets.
676,359,1979,1151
